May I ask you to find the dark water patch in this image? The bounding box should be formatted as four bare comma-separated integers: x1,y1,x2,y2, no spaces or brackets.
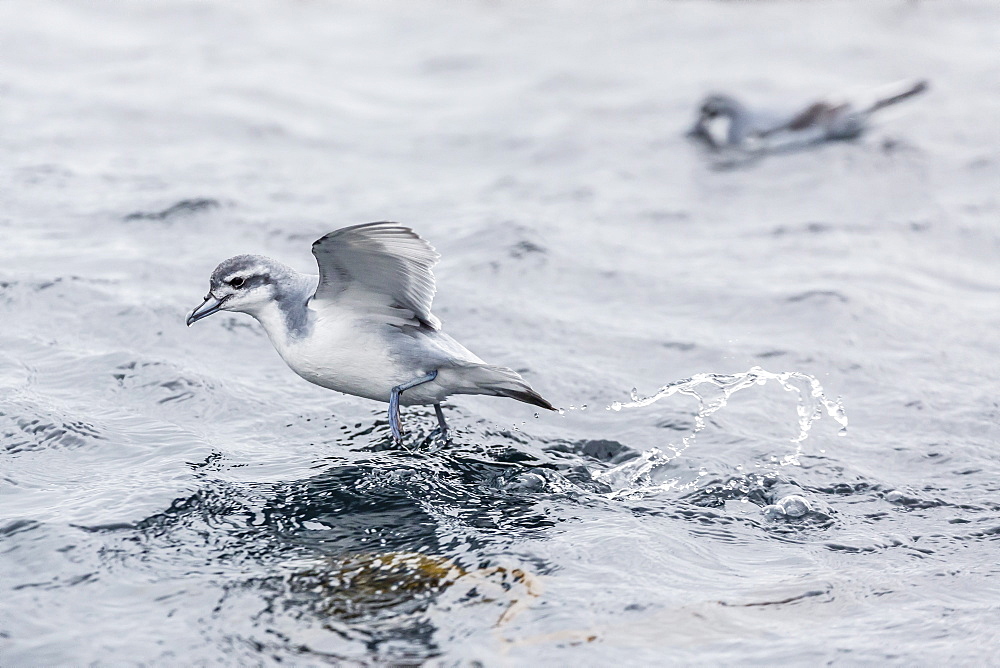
653,505,731,525
0,519,42,540
771,222,834,236
0,405,104,454
823,541,894,555
703,150,763,171
88,471,440,575
655,416,696,432
124,198,221,222
75,453,562,662
0,275,117,300
262,563,444,663
660,341,696,351
111,360,211,406
248,468,442,553
963,524,1000,539
786,290,849,304
545,438,637,464
458,222,548,272
404,452,604,530
720,588,828,608
106,358,250,422
508,239,547,259
683,473,777,509
223,547,543,664
90,445,582,573
663,472,841,534
761,512,836,534
883,489,953,511
808,481,879,496
11,571,99,591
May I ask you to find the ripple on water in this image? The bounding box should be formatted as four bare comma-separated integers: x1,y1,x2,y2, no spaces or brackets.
0,402,105,454
123,198,221,222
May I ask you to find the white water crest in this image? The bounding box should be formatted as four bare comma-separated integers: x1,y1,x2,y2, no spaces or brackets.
598,367,848,498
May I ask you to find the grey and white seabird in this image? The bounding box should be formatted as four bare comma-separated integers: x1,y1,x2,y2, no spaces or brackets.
186,222,555,445
688,79,929,151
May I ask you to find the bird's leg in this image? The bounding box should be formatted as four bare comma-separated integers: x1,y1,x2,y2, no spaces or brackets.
433,403,449,441
388,387,402,445
388,370,438,446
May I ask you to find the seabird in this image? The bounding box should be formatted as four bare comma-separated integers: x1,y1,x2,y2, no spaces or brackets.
186,222,555,445
688,79,928,150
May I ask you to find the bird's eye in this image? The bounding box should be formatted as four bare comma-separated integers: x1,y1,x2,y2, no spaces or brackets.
230,277,245,288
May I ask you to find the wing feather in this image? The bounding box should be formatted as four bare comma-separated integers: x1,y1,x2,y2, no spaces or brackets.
311,222,441,329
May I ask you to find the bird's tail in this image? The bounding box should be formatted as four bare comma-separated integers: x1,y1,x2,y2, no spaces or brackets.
865,79,929,114
449,364,556,411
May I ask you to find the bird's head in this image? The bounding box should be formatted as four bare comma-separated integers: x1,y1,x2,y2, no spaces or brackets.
698,94,741,120
186,254,287,326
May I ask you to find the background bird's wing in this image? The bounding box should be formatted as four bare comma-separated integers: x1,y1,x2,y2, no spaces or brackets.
310,222,441,329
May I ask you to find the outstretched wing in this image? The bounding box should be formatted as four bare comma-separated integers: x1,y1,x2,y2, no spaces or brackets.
311,222,441,329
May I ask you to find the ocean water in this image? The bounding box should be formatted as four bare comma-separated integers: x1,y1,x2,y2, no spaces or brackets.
2,1,999,664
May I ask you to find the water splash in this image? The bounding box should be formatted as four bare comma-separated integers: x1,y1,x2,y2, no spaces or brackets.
599,366,847,498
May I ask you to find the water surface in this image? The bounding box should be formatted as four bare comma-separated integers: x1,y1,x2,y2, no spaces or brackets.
2,1,999,664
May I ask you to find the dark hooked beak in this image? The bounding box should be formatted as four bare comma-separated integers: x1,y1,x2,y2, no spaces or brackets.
686,116,710,138
686,118,720,149
186,294,227,327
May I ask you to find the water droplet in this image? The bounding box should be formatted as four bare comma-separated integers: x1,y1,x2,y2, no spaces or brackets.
762,504,784,519
778,494,811,517
597,367,846,500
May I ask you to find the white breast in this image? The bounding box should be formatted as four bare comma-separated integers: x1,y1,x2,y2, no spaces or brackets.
261,304,407,403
